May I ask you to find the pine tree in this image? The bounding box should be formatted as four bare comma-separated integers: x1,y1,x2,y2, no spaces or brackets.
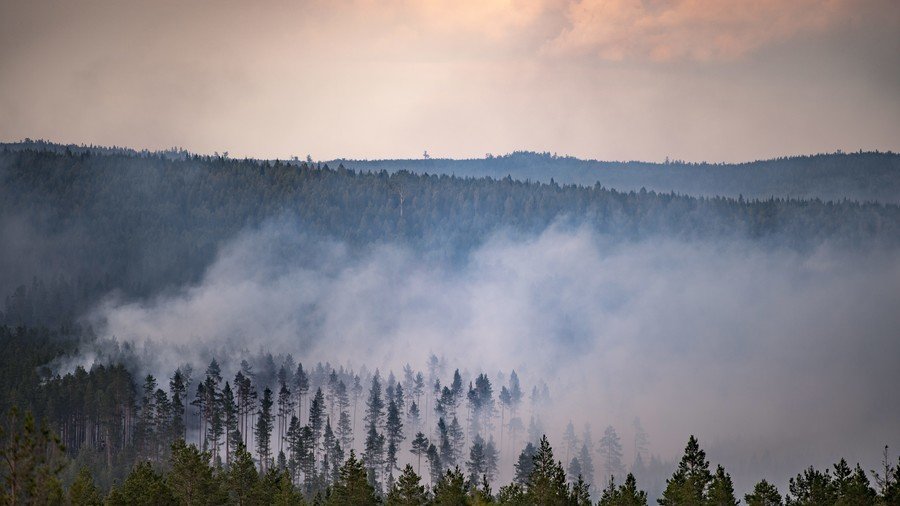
293,363,310,422
525,435,568,505
833,459,876,504
385,396,404,475
744,479,783,506
271,469,306,506
514,442,537,485
786,466,838,505
484,436,499,484
563,421,579,465
256,387,275,472
309,387,326,460
137,375,158,459
68,466,102,506
363,372,386,485
227,443,260,506
599,425,625,486
170,369,187,441
579,443,595,490
433,466,468,505
328,450,379,506
598,473,648,506
153,388,172,462
386,464,428,506
659,435,713,506
277,381,293,457
168,439,225,505
706,465,739,506
192,382,206,448
222,381,240,465
107,461,177,506
467,434,488,484
570,474,592,505
411,432,429,475
632,418,649,466
426,443,443,486
568,457,583,484
337,409,353,453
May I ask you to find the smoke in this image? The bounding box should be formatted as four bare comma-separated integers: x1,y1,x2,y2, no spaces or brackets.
85,218,900,492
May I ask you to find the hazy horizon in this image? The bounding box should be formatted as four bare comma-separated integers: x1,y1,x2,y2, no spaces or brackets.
2,1,899,163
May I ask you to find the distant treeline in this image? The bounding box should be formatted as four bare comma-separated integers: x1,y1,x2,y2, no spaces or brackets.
336,150,900,204
1,326,898,505
2,145,899,328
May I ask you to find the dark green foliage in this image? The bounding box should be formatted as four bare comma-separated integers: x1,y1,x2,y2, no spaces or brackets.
4,147,898,329
705,465,738,506
598,473,648,506
106,461,177,506
658,435,713,505
386,464,428,506
68,466,102,506
744,479,783,506
569,474,592,505
168,439,225,506
497,483,528,505
525,435,569,505
227,443,260,506
0,408,66,505
433,466,468,505
513,442,536,485
328,450,379,506
256,387,274,472
786,466,835,505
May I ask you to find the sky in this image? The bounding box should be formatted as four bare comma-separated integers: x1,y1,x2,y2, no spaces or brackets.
1,0,899,162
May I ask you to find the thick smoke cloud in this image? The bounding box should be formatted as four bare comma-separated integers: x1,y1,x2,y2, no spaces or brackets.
86,219,900,491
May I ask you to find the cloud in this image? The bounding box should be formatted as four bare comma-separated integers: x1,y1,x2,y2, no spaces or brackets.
545,0,856,62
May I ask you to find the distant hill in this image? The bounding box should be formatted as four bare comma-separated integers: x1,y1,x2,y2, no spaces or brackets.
332,150,900,204
2,142,898,328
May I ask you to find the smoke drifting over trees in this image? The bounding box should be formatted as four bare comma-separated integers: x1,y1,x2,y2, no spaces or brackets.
1,143,899,503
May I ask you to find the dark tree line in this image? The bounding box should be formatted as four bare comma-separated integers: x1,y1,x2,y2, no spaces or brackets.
2,328,899,504
3,146,899,329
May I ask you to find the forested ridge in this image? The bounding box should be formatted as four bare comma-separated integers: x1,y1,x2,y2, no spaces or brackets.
2,144,899,328
2,143,900,504
337,150,900,204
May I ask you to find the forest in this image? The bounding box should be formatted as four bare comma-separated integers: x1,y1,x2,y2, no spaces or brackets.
2,325,899,505
1,144,900,504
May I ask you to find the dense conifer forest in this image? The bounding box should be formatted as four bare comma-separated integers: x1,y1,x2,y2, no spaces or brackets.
2,144,899,505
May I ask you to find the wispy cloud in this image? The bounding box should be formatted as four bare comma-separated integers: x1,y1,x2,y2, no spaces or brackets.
545,0,858,62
